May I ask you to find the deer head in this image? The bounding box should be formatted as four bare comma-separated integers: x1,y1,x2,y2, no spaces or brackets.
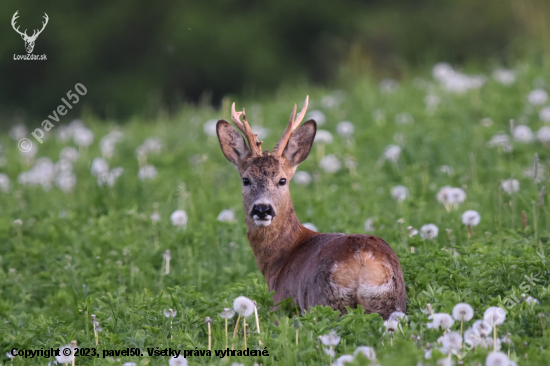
12,11,49,54
216,96,315,228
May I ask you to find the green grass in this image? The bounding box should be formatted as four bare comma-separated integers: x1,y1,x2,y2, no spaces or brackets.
1,63,550,365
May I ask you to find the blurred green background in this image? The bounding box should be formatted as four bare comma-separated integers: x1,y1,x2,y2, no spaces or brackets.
1,0,550,123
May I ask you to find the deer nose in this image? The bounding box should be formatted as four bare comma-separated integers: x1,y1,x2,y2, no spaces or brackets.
251,204,274,220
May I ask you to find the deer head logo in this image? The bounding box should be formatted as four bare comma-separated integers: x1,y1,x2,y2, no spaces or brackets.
11,11,49,54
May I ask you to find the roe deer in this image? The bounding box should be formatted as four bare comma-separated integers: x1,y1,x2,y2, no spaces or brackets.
216,96,406,319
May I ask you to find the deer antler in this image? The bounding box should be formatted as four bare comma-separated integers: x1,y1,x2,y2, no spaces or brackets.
30,13,49,39
11,11,28,38
272,95,309,156
231,102,263,156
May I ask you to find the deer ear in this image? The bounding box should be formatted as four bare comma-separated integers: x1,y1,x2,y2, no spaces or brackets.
216,120,250,170
283,120,316,168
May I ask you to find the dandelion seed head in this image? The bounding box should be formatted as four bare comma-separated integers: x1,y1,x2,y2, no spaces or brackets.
219,308,235,319
383,145,401,162
319,154,341,173
306,110,326,125
217,209,235,222
336,121,354,137
319,329,341,346
473,319,492,337
233,296,255,317
60,146,79,162
484,307,506,326
73,127,94,147
528,89,548,105
486,351,510,366
501,179,520,194
420,224,439,240
293,171,312,186
91,158,109,177
439,331,462,353
452,303,474,321
364,218,375,232
354,346,376,361
391,185,409,202
169,355,188,366
55,345,75,364
513,125,534,143
138,165,158,180
164,308,177,318
462,210,481,227
335,354,354,366
493,69,516,85
536,126,550,144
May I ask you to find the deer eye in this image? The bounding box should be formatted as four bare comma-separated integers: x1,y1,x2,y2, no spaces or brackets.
242,178,250,186
279,178,287,186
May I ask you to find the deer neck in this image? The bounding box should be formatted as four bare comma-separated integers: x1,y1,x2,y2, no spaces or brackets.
245,200,315,287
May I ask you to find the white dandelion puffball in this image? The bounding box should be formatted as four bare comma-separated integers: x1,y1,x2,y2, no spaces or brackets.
305,110,326,125
420,224,439,240
60,146,79,161
335,354,354,366
91,157,109,177
391,185,409,202
123,363,137,366
170,210,188,227
380,78,399,93
383,145,401,162
203,119,218,137
528,89,548,105
481,117,494,127
233,296,255,317
364,218,375,232
73,127,94,146
487,133,513,152
493,69,516,85
464,328,482,348
525,296,539,305
319,154,341,173
437,313,454,330
501,179,519,194
293,171,312,186
389,311,407,322
217,209,235,222
440,331,462,353
484,306,506,326
56,345,75,364
219,308,235,319
9,123,27,141
354,346,376,361
537,126,550,144
303,222,318,231
0,173,10,193
138,165,158,180
336,121,355,137
437,186,452,203
540,107,550,122
473,319,492,337
19,141,38,158
484,337,502,351
486,351,510,366
319,330,341,346
169,355,188,366
314,130,333,144
440,165,454,176
150,212,160,222
164,309,177,318
513,125,534,143
56,173,77,192
462,210,481,226
446,187,467,205
452,303,474,321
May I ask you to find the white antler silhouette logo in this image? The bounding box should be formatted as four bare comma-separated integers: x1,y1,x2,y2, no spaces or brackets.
11,10,49,54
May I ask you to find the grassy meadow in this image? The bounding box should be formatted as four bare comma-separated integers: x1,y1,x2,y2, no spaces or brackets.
1,62,550,365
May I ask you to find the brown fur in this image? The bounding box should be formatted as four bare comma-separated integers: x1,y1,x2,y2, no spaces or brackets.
216,114,407,320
